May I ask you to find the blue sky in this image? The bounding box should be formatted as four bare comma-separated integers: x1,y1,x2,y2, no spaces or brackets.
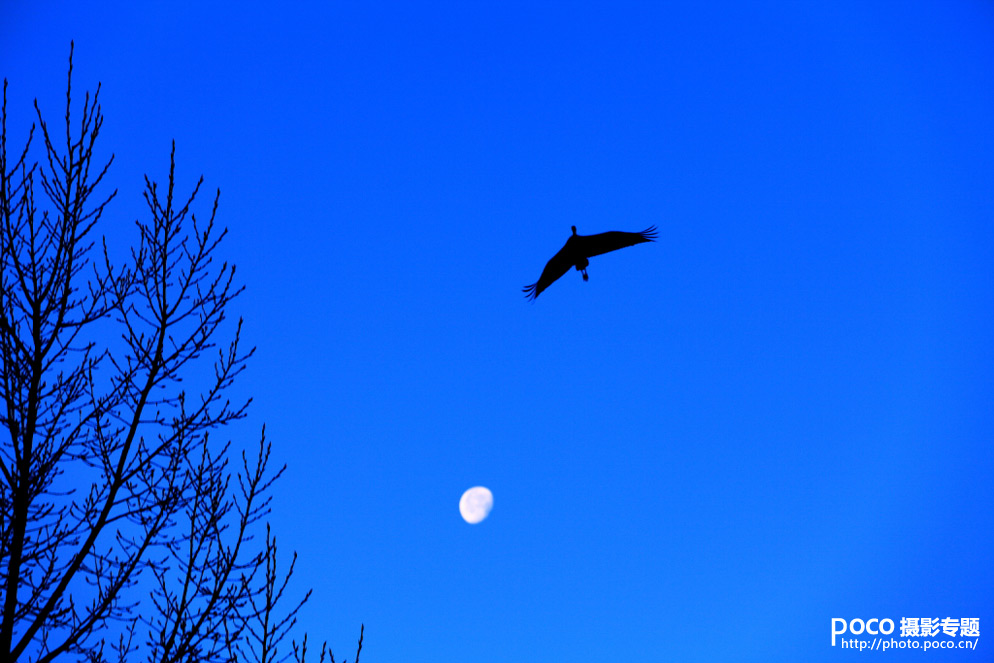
2,1,993,661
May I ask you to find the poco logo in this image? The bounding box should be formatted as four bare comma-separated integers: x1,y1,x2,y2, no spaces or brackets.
831,618,895,645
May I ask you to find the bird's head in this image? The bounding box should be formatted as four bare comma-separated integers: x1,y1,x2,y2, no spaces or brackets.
571,225,577,235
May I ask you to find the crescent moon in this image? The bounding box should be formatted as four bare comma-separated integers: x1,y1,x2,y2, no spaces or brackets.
459,486,493,524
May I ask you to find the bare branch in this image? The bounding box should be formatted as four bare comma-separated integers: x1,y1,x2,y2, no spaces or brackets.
1,44,358,663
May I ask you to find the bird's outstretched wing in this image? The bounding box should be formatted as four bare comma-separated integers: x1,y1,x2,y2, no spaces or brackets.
576,225,657,258
523,243,574,301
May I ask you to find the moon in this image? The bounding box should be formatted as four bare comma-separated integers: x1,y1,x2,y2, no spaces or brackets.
459,486,493,524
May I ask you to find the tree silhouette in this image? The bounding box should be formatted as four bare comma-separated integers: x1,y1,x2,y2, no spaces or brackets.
0,44,360,663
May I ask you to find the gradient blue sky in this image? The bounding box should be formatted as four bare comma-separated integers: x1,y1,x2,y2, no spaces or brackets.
2,2,993,661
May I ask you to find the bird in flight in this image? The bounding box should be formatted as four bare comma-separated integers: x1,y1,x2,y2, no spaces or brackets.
523,225,657,300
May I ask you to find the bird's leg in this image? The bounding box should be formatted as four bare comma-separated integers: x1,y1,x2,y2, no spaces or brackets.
576,257,590,282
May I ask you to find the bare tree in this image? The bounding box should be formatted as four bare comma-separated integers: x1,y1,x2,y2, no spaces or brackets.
0,44,360,663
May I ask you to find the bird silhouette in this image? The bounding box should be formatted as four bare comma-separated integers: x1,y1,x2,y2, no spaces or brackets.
523,225,657,300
